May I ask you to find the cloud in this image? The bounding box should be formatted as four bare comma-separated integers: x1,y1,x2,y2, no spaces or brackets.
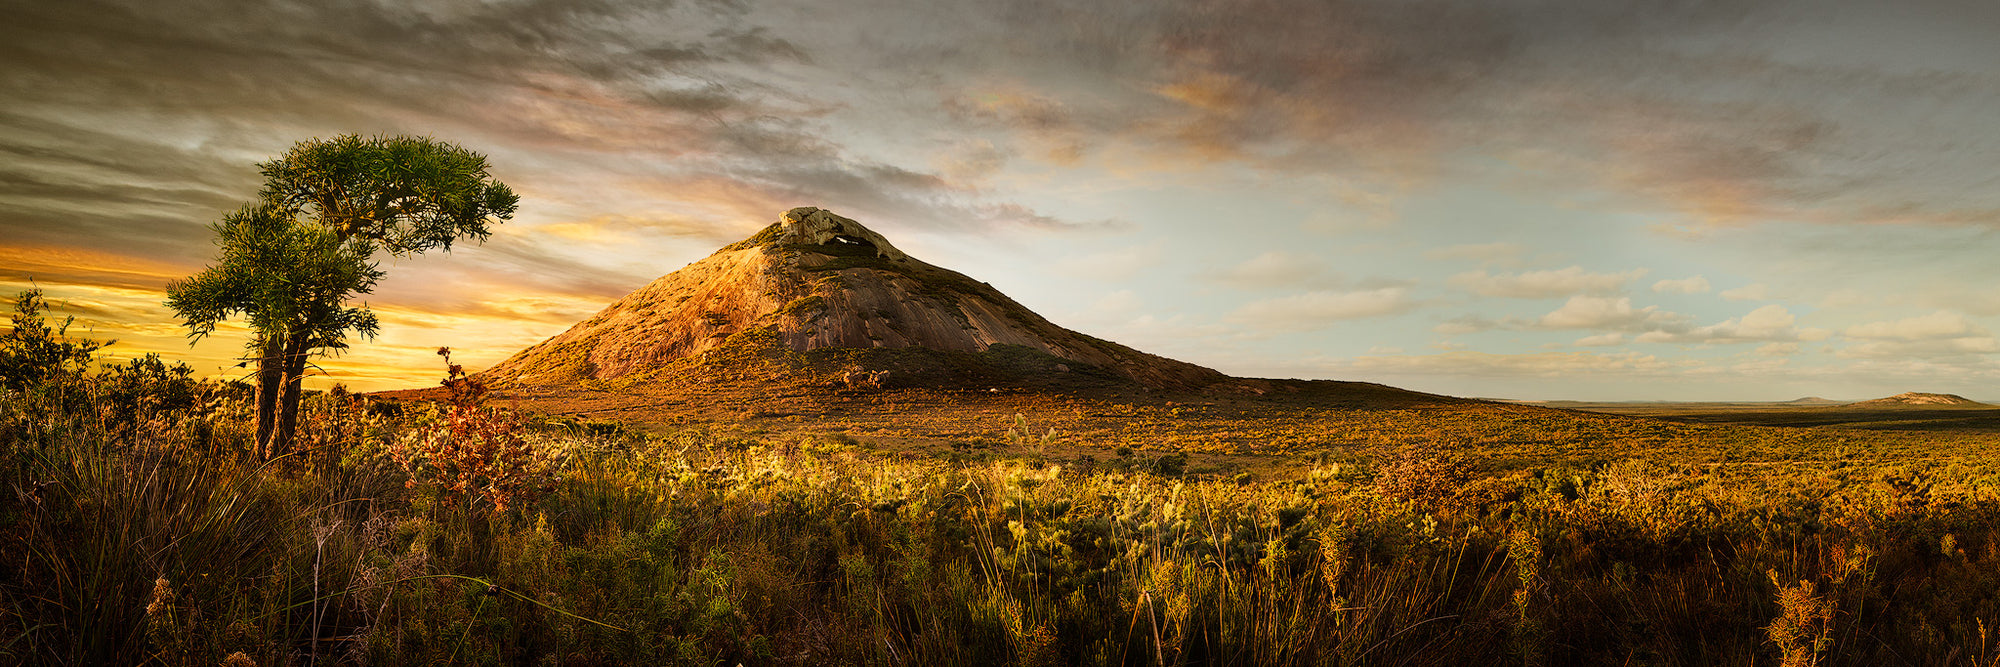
1575,333,1626,347
1443,298,1829,347
1651,275,1712,294
1836,310,1998,359
1205,251,1339,289
0,243,193,293
1229,287,1416,332
1053,241,1166,281
1434,314,1501,336
1423,242,1526,265
1536,296,1688,331
1449,266,1647,299
1837,338,2000,359
1345,350,1685,378
1634,304,1830,344
1757,342,1800,356
943,1,2000,227
933,139,1011,182
1844,310,1989,341
1720,283,1771,301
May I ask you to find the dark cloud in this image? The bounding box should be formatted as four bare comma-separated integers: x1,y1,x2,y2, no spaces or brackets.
921,0,2000,226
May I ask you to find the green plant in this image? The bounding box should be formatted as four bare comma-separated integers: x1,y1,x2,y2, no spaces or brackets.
1005,413,1059,456
0,288,108,392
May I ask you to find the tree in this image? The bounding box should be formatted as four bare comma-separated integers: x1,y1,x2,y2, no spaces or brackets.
167,135,518,459
0,287,111,393
167,202,384,457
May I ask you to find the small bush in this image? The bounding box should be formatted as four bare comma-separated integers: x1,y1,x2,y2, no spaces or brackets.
388,349,560,513
1376,439,1475,505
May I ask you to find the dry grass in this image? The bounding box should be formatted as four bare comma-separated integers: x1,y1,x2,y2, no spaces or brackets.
7,363,2000,665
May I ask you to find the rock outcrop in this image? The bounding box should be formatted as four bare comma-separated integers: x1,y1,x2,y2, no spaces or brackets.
484,207,1226,390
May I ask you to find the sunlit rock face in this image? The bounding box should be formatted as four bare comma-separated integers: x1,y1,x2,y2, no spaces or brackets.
484,207,1225,390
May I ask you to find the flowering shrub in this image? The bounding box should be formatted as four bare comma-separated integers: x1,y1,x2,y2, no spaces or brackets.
389,348,558,512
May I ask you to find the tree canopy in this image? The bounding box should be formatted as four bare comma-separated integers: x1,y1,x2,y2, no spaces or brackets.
257,134,518,252
166,201,385,350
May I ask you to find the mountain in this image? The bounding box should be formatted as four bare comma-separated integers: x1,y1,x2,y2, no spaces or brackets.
484,207,1227,391
1848,392,1991,407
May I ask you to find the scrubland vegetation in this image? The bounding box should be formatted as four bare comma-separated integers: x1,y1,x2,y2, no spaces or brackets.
5,297,2000,666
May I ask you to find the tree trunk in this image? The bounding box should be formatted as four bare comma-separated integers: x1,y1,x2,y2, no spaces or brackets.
254,336,284,460
273,330,311,461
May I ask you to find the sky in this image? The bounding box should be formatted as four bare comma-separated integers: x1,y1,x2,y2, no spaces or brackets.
4,0,2000,401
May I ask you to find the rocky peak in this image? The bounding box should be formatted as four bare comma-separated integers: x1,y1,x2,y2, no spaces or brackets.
774,207,906,260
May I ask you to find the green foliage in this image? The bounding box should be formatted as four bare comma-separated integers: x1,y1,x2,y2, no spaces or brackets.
0,288,109,392
97,354,203,435
256,134,519,254
166,202,385,349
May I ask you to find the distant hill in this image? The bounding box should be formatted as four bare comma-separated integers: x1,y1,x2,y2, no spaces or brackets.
1783,397,1846,406
1849,392,1991,408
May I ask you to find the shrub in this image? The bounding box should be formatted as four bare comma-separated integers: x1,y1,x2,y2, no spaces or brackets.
0,288,108,392
1376,439,1475,505
388,349,559,513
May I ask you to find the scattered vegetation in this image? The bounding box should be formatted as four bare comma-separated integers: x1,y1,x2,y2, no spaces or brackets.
717,223,783,253
777,295,825,320
5,291,2000,665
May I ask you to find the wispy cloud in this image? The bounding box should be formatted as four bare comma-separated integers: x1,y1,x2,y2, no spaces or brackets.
939,1,2000,227
1651,275,1712,294
1844,310,1989,341
1053,241,1167,281
1836,310,1998,359
1450,267,1648,299
1721,283,1771,301
1205,251,1341,290
1229,287,1417,332
1536,296,1688,331
1345,349,1685,378
1424,242,1526,266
